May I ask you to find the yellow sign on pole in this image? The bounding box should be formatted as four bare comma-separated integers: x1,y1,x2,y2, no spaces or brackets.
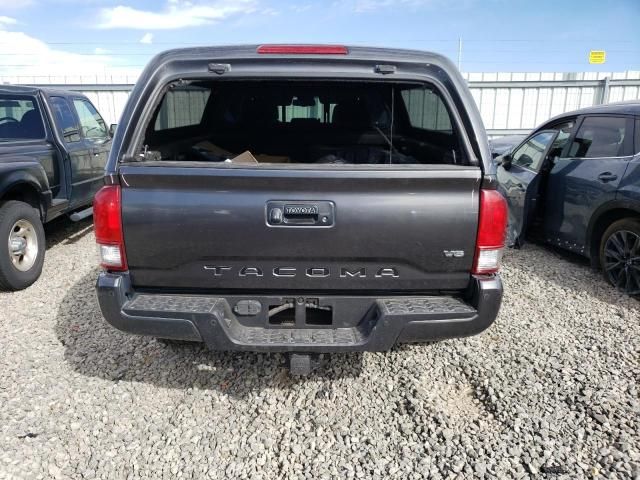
589,50,606,64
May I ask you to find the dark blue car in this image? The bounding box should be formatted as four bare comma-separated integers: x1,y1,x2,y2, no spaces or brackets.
496,101,640,295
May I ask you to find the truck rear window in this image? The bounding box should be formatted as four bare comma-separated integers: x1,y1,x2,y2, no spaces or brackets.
143,80,465,166
0,94,45,141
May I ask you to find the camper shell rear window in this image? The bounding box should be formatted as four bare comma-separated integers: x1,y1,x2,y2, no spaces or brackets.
142,80,467,166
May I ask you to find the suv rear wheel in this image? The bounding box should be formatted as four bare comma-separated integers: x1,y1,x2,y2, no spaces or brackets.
0,200,45,291
600,218,640,295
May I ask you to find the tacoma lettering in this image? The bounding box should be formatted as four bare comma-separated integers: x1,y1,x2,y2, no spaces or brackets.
340,267,366,278
203,265,399,279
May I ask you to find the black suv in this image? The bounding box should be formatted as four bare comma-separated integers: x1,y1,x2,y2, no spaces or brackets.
497,102,640,294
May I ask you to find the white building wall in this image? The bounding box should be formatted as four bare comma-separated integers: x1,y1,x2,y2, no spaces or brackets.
2,71,640,135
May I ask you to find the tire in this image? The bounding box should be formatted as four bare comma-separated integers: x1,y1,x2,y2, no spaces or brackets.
0,201,46,291
599,218,640,295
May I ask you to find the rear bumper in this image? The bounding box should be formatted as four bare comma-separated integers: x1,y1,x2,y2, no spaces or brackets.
95,273,502,352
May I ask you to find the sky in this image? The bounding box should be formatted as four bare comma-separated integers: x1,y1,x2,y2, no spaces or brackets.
0,0,638,79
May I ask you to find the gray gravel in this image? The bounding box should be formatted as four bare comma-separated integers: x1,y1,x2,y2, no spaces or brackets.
1,218,639,479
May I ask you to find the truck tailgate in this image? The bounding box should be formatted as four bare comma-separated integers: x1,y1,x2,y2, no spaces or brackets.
119,164,481,292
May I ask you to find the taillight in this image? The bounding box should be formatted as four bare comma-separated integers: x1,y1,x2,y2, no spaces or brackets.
257,44,348,55
94,185,127,271
472,189,508,275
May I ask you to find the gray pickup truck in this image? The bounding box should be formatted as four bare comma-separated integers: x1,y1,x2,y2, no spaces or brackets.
0,86,112,290
95,45,507,373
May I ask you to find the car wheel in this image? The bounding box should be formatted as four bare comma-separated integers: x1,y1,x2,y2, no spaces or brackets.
0,201,46,291
600,218,640,295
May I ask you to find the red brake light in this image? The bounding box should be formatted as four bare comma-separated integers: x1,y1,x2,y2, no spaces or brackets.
472,189,508,275
257,44,348,55
94,185,127,271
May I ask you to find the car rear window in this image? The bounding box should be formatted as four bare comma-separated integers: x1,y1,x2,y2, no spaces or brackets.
568,116,627,158
0,94,45,141
143,80,466,166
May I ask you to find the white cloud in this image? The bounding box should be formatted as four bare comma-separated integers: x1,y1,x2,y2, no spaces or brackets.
0,23,139,78
0,16,18,26
98,0,259,30
93,47,110,54
140,32,153,44
336,0,433,12
0,0,33,9
290,4,312,13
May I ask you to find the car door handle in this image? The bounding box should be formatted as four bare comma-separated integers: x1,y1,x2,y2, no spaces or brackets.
597,172,618,182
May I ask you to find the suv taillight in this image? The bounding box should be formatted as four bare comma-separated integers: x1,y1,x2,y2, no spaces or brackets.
94,185,127,271
472,189,508,275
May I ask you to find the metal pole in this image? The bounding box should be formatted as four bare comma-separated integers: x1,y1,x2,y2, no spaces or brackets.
600,76,611,105
457,37,463,72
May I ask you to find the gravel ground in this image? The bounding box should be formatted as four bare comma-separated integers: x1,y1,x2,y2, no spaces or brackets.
0,218,639,480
